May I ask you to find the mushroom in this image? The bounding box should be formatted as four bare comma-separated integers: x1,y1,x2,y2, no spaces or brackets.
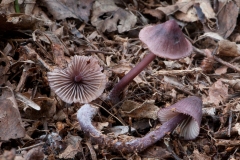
77,96,202,153
47,55,106,103
109,19,193,104
158,96,202,140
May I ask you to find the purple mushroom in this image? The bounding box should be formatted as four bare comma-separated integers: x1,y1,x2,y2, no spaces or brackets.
77,96,202,153
109,19,193,104
47,55,107,103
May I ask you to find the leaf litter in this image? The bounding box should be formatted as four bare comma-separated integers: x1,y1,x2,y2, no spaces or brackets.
0,0,240,159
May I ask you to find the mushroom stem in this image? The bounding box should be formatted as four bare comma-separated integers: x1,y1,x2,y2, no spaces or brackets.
77,104,189,154
109,52,156,104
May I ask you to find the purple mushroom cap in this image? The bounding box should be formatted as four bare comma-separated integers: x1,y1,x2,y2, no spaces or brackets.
158,96,202,140
139,19,193,60
47,55,107,104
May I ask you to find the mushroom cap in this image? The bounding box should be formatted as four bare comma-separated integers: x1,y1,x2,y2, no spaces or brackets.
158,96,202,140
47,55,107,104
139,19,192,60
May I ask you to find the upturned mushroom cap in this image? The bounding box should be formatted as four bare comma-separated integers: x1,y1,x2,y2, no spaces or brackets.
139,19,192,60
47,55,107,104
158,96,202,140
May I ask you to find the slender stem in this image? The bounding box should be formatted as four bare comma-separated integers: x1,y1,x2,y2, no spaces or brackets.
77,104,188,154
109,52,156,104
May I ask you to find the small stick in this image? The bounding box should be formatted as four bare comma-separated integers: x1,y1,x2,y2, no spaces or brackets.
84,50,114,55
228,110,233,137
16,142,45,152
193,46,240,72
85,140,97,160
213,56,240,72
153,68,202,76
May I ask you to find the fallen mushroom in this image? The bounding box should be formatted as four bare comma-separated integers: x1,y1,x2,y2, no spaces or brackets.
109,19,192,104
77,96,202,153
47,55,107,103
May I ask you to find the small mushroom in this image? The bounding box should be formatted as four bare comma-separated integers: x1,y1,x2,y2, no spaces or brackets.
47,55,106,103
77,96,202,153
158,96,202,140
109,19,193,104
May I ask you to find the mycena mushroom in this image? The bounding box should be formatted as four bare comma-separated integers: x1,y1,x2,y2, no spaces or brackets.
109,19,193,104
47,55,107,104
77,96,202,153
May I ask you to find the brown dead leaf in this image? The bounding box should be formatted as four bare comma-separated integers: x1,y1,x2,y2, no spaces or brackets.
211,1,238,38
157,0,215,22
191,149,211,160
217,40,240,57
24,95,56,119
233,123,240,136
139,146,172,159
60,0,94,22
107,126,135,137
0,51,9,85
52,44,68,69
143,9,165,20
120,100,159,120
0,88,25,141
215,66,228,75
25,147,44,160
59,133,82,159
41,0,78,20
0,13,39,31
163,60,182,69
157,0,194,15
91,0,137,33
0,148,16,160
175,7,198,22
208,79,228,105
221,79,240,91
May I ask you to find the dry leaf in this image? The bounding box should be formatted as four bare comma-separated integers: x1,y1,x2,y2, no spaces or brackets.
215,1,239,38
108,126,136,137
214,66,228,75
91,0,137,33
199,32,224,41
208,79,228,105
157,0,215,22
25,147,44,160
191,149,211,160
221,79,240,91
0,88,25,140
163,61,182,69
233,123,240,136
59,133,82,159
60,0,94,22
41,0,78,20
217,40,240,57
120,100,159,120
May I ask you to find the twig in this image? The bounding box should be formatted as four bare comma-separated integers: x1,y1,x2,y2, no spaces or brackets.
84,50,114,55
85,140,97,160
153,68,202,76
16,142,45,152
91,102,126,126
164,138,182,160
193,46,240,73
228,110,232,137
213,56,240,72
